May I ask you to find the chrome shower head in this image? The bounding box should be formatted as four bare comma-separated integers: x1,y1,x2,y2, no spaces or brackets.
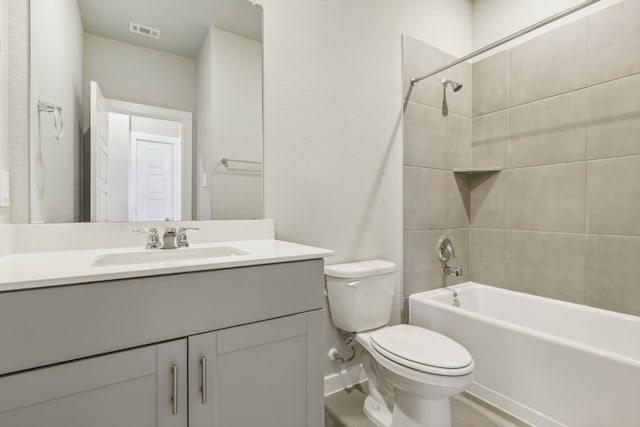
443,79,463,92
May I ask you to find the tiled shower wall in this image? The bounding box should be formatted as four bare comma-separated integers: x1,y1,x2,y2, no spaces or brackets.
402,35,472,309
469,0,640,317
403,0,640,317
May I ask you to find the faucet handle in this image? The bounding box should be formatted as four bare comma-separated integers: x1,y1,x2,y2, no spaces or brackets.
133,227,157,233
177,227,199,248
437,237,455,263
133,228,160,249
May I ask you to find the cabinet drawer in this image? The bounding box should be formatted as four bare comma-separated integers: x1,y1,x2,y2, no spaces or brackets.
0,259,325,375
217,312,307,354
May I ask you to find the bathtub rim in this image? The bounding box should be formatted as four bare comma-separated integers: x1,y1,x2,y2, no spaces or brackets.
409,282,640,369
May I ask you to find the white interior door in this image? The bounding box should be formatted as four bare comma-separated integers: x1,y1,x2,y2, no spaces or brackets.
90,81,109,222
134,138,175,221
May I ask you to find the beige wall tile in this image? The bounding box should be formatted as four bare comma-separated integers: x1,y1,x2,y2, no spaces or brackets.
509,163,586,233
469,229,509,287
470,172,507,229
404,102,470,169
585,234,640,316
587,0,640,85
471,110,509,168
472,50,509,117
404,229,469,295
402,35,445,109
587,156,640,236
508,231,585,303
404,166,440,230
510,90,586,167
402,37,471,118
404,102,446,169
404,167,469,230
587,73,640,160
445,113,471,169
510,19,588,106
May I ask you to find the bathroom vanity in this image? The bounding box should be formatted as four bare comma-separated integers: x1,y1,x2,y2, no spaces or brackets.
0,238,331,427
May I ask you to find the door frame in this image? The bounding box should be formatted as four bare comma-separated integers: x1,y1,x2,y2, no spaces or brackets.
105,99,193,221
129,132,181,222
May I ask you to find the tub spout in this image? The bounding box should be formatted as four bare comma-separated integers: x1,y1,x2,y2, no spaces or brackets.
442,265,463,277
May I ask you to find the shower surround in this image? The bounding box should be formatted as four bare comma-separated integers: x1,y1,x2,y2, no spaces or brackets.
403,0,640,319
402,34,472,320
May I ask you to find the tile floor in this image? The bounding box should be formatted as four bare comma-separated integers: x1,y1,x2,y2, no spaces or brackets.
325,383,530,427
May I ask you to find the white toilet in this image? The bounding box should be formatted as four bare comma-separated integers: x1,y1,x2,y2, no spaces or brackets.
325,260,474,427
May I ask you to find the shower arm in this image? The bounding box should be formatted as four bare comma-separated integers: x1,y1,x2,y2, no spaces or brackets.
410,0,601,86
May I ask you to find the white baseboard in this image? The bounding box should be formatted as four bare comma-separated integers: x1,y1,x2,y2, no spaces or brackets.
324,364,367,396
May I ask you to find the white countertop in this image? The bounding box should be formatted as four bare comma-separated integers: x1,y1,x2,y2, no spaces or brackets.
0,240,333,292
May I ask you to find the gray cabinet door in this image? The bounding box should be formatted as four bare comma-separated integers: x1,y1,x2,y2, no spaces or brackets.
0,339,188,427
188,310,324,427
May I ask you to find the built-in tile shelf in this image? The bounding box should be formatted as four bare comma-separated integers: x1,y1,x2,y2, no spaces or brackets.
452,167,502,175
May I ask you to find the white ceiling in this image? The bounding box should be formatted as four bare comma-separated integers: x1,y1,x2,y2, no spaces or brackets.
78,0,263,59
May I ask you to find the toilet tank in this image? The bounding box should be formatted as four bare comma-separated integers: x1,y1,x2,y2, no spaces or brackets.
324,260,395,332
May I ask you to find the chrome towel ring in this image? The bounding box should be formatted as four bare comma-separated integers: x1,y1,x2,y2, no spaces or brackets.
37,101,64,143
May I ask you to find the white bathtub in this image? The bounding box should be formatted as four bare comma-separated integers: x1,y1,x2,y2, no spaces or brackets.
409,282,640,427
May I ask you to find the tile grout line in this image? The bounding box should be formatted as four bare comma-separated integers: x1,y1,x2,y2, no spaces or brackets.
405,99,472,120
583,58,589,304
506,46,512,282
498,154,640,172
472,69,640,120
468,227,640,240
581,12,589,303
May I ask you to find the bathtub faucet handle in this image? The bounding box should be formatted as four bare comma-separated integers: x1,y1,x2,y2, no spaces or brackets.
437,237,455,263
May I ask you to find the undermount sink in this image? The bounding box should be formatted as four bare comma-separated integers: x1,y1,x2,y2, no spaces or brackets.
92,246,249,267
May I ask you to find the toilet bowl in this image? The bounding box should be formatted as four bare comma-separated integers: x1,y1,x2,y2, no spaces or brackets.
325,260,474,427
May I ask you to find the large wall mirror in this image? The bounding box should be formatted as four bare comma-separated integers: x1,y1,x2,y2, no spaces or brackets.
29,0,263,223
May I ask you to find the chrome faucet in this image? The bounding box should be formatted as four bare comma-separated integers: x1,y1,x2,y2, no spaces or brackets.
442,265,463,277
135,226,200,250
177,227,199,248
437,236,463,279
134,228,160,249
162,228,179,249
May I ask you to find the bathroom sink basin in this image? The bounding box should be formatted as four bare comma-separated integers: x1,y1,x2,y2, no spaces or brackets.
92,246,249,267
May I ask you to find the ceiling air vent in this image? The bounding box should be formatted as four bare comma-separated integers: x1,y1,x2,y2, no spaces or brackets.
129,22,160,39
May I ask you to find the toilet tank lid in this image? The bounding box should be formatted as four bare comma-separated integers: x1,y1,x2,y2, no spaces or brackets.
324,260,395,279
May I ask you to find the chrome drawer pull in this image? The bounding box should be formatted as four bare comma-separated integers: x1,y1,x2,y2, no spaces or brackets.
200,356,207,404
171,364,178,415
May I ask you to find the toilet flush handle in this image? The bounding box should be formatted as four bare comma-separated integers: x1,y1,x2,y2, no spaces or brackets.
346,280,360,288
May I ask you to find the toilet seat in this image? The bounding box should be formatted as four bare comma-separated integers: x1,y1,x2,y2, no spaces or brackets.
370,325,473,376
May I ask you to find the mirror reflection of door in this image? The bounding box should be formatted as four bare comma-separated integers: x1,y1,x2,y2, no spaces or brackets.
89,81,189,222
89,81,109,222
131,133,181,222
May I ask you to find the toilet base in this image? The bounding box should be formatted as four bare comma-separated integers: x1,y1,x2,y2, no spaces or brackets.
363,395,392,427
363,392,453,427
391,389,451,427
